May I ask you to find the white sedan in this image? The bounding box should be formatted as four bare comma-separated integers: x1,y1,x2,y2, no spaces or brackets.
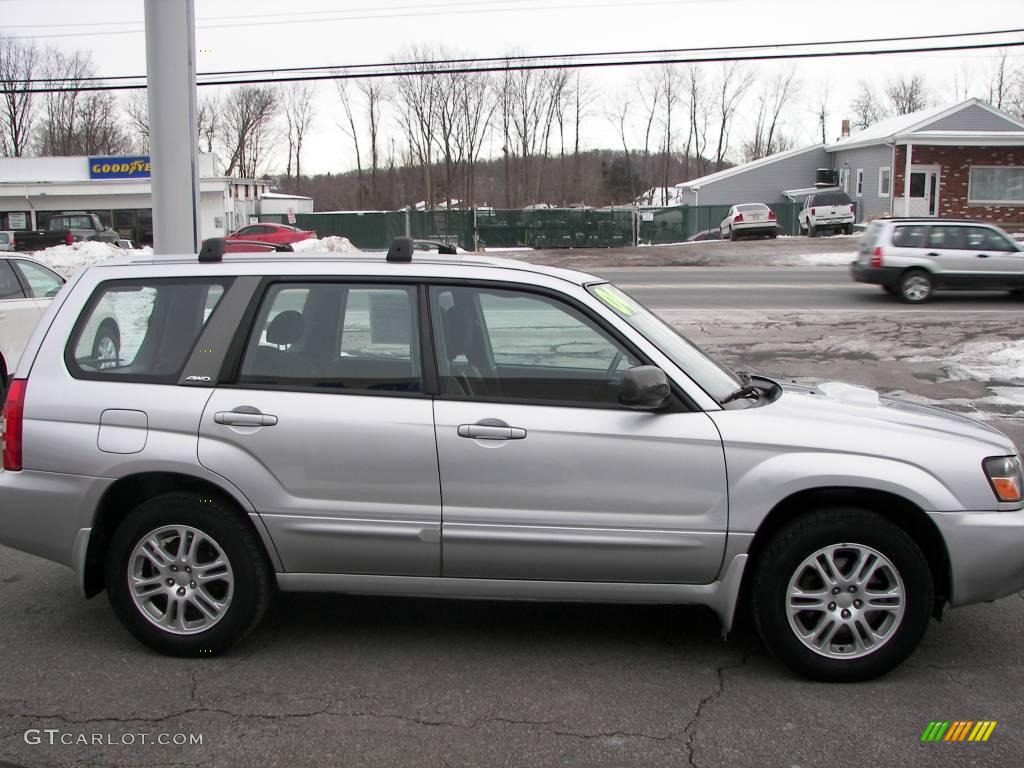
720,204,778,240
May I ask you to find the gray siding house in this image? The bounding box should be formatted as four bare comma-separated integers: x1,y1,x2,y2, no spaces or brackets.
675,144,829,206
671,99,1024,225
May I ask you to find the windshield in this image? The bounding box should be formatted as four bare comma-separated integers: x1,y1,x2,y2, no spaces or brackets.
587,282,741,403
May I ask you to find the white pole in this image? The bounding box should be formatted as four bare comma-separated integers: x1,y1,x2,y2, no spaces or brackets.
903,142,913,217
144,0,200,255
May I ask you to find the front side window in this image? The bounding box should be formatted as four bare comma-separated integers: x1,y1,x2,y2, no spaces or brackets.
430,285,642,406
13,259,63,298
239,282,421,393
68,279,228,378
965,227,1017,252
0,260,24,300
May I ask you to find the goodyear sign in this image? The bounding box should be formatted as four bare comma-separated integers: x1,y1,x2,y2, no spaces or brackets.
89,156,151,179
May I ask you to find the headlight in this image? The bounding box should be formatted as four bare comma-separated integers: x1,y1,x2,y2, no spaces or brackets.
983,455,1023,503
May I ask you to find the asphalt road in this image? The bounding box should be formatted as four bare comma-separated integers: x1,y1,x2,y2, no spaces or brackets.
597,265,1024,312
2,262,1024,768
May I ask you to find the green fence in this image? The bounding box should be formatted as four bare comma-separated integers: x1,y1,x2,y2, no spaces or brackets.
285,202,801,250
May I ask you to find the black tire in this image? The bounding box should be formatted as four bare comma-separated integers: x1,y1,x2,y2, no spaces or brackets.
92,320,121,369
729,227,737,241
845,224,855,235
752,507,933,682
808,224,818,238
898,269,934,304
105,493,274,657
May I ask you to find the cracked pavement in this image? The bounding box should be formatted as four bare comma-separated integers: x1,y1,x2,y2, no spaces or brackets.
3,252,1024,767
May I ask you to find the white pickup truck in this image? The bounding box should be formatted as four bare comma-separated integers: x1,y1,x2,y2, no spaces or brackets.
798,189,856,237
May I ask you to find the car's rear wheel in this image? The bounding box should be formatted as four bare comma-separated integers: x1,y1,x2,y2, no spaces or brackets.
808,224,818,238
729,227,736,241
752,507,932,681
92,320,121,370
105,493,273,656
899,269,934,303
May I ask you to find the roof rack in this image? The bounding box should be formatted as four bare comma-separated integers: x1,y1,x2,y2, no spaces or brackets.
386,236,413,263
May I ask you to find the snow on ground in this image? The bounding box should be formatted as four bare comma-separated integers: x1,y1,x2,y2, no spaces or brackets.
290,236,358,253
29,241,152,277
768,252,856,266
940,339,1024,383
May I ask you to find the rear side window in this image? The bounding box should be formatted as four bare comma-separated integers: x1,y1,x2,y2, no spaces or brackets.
238,282,421,393
736,204,767,213
927,226,966,250
12,259,63,298
810,191,852,206
0,260,24,300
67,279,228,380
890,225,928,248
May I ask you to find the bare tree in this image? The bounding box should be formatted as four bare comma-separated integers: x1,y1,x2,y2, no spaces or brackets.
456,71,495,207
950,62,976,103
636,68,661,200
125,91,149,152
885,73,929,115
281,83,315,192
359,79,386,207
0,36,39,156
743,67,799,161
500,64,568,205
850,80,887,130
197,93,220,156
335,79,365,207
989,50,1010,110
811,79,830,144
571,73,595,202
392,47,440,207
606,91,636,201
684,65,711,178
221,85,278,178
712,62,754,171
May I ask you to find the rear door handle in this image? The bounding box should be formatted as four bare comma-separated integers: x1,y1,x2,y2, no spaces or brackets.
977,253,990,259
926,252,939,258
458,421,527,440
215,409,278,427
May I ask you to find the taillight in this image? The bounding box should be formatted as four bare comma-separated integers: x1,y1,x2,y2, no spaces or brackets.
768,210,776,220
870,246,883,268
65,232,74,246
2,378,27,471
810,208,816,216
734,213,744,223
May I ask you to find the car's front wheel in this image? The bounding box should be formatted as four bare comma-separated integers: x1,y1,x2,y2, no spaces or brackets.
105,493,273,656
899,269,934,303
752,507,933,681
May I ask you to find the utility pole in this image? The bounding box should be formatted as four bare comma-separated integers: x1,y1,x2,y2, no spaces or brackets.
144,0,200,255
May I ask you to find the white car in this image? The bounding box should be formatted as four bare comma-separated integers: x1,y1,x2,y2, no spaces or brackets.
0,255,65,390
720,204,778,240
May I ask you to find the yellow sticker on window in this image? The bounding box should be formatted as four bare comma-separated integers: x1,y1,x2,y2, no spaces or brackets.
593,284,637,317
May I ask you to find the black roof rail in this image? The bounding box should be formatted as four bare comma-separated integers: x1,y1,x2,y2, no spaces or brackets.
387,236,413,263
199,237,225,262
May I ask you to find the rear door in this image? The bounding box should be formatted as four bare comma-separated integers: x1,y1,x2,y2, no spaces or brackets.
0,259,42,374
198,279,441,576
429,283,728,584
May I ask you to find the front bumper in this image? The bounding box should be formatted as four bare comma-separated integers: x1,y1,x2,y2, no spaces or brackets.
930,509,1024,606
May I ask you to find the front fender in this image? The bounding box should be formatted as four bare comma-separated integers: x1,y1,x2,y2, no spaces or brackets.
726,451,962,534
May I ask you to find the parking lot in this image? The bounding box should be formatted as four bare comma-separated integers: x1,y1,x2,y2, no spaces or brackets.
3,238,1024,767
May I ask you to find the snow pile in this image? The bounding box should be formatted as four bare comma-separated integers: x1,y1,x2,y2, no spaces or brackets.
290,236,358,253
768,251,856,266
31,241,152,277
942,340,1024,383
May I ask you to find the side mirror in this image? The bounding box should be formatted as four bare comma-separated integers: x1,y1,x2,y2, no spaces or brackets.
619,365,671,410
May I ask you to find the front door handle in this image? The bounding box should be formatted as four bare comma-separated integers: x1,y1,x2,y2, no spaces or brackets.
926,252,939,258
458,419,527,440
977,253,990,259
215,408,278,427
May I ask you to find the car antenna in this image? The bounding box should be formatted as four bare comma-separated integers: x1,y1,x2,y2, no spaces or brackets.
198,237,225,263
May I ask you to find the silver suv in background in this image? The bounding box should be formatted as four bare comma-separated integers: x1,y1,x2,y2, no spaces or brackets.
2,239,1024,682
851,219,1024,303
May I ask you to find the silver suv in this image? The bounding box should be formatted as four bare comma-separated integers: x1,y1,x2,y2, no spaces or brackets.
852,218,1024,302
3,240,1024,681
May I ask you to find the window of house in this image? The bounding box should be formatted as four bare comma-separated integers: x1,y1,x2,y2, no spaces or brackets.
856,169,864,198
968,166,1024,204
878,168,891,198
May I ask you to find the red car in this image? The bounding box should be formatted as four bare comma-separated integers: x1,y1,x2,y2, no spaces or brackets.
226,222,316,245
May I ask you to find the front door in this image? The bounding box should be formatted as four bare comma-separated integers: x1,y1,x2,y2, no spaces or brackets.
198,281,441,576
964,226,1024,287
905,167,940,217
429,284,728,585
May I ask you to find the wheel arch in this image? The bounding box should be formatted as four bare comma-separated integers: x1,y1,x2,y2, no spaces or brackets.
741,486,951,618
82,471,280,598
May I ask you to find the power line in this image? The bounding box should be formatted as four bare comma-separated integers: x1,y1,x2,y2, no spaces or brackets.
13,27,1024,85
5,38,1024,94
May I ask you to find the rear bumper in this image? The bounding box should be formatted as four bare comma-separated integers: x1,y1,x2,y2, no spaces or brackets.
0,469,110,568
851,262,902,288
930,509,1024,606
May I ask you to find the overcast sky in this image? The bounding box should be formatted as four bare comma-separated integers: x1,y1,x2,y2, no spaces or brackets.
5,0,1024,177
